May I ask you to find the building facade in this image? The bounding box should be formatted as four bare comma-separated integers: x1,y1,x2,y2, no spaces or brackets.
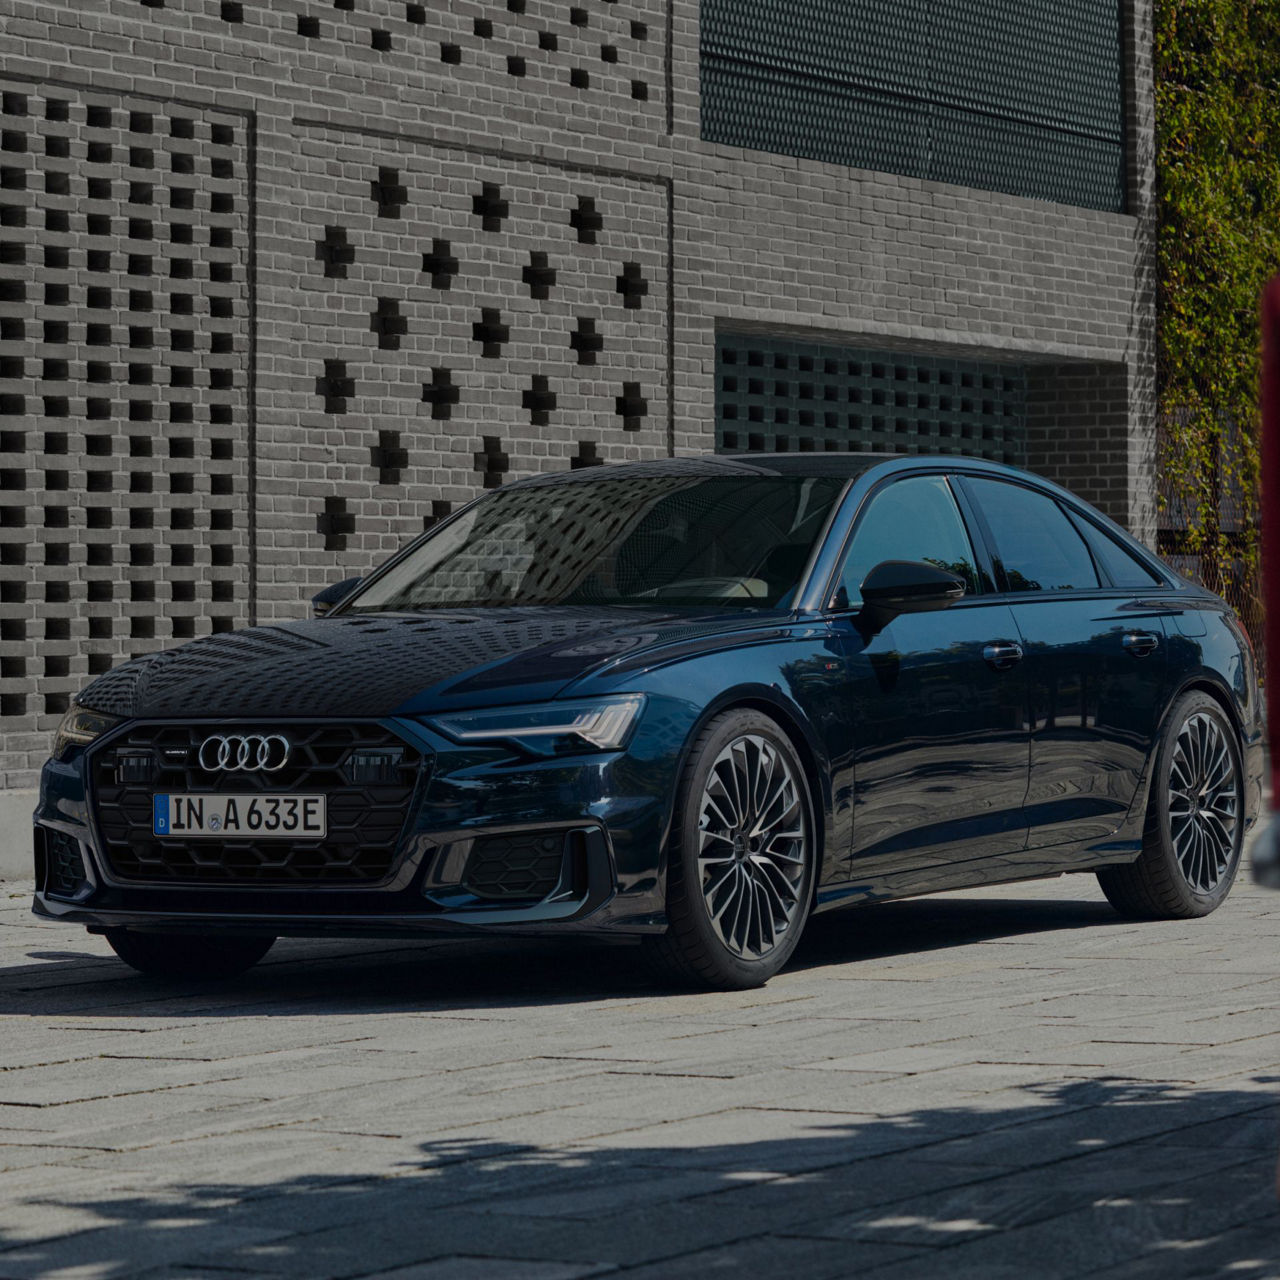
0,0,1155,787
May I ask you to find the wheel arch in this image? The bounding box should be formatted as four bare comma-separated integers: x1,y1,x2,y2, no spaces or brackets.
654,685,832,892
1134,674,1246,831
1171,674,1245,739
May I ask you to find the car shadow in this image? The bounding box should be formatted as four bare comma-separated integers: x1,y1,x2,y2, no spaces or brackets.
791,888,1121,970
0,1077,1275,1277
7,889,1127,1018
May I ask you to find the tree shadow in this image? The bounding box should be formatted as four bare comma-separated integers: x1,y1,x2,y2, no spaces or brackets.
0,1078,1275,1278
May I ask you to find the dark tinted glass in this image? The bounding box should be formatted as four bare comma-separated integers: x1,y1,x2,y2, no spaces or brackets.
1069,513,1164,588
967,478,1099,593
350,474,846,611
837,475,980,605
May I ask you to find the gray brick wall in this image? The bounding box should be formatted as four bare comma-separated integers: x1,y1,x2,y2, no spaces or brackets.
0,0,1154,786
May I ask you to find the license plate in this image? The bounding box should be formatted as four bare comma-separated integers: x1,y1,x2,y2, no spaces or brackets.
152,794,326,839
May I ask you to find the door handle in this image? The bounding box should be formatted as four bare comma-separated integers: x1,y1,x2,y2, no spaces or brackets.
983,641,1023,671
1122,631,1159,657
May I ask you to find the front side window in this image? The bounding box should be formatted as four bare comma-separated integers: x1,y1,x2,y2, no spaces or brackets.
835,475,981,607
348,474,847,612
965,478,1099,593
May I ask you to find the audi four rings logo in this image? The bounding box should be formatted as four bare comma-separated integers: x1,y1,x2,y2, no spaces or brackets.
197,734,291,773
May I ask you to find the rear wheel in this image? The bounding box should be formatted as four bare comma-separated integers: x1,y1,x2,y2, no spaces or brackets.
104,930,275,979
1097,690,1243,919
645,709,817,990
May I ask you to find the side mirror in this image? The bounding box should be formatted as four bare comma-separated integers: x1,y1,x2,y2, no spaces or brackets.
312,576,363,617
857,560,965,638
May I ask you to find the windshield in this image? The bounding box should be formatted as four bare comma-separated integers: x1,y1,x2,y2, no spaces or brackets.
348,473,847,612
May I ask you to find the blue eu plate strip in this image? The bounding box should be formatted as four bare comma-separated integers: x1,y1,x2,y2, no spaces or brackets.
153,795,170,836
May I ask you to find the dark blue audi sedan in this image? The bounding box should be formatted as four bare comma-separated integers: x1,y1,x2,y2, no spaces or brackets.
33,455,1264,989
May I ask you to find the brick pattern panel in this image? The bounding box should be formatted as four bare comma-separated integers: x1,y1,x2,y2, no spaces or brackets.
254,128,668,609
0,80,250,782
124,0,666,137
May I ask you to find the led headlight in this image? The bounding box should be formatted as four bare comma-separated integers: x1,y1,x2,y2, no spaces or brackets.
429,695,645,753
51,705,120,761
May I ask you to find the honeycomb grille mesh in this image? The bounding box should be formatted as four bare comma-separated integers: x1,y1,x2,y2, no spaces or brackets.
462,832,566,901
91,723,423,884
44,828,89,898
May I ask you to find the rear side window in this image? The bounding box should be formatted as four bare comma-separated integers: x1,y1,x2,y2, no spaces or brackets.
965,478,1099,593
1069,513,1165,588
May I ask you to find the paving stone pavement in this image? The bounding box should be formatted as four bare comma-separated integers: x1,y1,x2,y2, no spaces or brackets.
1,865,1278,1279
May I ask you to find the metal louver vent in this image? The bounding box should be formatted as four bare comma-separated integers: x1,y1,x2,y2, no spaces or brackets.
701,0,1126,213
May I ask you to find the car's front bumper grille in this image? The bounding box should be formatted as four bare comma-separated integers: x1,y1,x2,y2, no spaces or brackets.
90,723,425,885
462,831,569,901
35,827,92,900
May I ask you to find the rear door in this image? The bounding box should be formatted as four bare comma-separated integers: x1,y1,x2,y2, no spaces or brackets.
827,473,1031,879
958,476,1170,856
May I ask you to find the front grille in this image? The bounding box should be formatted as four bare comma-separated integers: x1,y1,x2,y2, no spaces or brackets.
37,828,90,899
91,723,424,885
462,832,567,901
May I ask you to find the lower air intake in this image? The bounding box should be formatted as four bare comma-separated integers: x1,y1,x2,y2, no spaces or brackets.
462,832,567,901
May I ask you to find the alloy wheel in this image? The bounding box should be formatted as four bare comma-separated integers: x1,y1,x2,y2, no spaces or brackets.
1168,711,1239,893
696,734,808,959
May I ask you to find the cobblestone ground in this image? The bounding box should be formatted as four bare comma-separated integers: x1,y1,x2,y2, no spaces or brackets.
1,866,1278,1279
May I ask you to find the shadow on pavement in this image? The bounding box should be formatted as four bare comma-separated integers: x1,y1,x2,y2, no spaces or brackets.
0,1078,1275,1278
5,890,1128,1017
793,888,1122,969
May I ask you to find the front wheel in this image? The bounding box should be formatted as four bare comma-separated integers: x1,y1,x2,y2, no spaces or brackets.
1097,690,1244,919
104,930,275,980
645,709,817,990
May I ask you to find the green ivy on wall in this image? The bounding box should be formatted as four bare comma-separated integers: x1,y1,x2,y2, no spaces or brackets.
1157,0,1280,637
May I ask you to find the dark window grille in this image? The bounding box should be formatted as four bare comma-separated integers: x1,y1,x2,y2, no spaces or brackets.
715,332,1027,466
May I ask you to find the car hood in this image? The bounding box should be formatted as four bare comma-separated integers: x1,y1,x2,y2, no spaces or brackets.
75,607,781,720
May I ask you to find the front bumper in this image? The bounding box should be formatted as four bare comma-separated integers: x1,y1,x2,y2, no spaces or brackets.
32,709,691,939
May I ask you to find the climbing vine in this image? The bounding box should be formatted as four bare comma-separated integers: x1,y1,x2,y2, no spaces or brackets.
1156,0,1280,641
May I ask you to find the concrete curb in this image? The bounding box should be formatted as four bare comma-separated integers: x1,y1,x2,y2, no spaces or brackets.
0,790,36,881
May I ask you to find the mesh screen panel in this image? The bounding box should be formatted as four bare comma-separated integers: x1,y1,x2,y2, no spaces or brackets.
715,333,1027,466
701,0,1126,213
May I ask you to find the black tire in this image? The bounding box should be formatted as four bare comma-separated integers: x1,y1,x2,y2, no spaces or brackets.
104,930,275,979
1097,690,1244,920
645,708,817,990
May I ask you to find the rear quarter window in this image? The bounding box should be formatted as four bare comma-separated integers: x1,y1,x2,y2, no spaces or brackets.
1068,512,1166,588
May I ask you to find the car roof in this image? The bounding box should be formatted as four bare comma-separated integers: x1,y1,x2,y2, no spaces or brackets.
509,452,1029,486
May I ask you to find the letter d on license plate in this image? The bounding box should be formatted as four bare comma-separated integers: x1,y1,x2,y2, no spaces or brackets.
153,794,326,838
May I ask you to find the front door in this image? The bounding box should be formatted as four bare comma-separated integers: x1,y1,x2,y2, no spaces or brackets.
827,474,1031,881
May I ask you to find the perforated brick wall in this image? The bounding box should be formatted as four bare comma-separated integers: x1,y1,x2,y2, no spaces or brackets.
0,80,249,779
0,0,1153,786
715,333,1027,464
